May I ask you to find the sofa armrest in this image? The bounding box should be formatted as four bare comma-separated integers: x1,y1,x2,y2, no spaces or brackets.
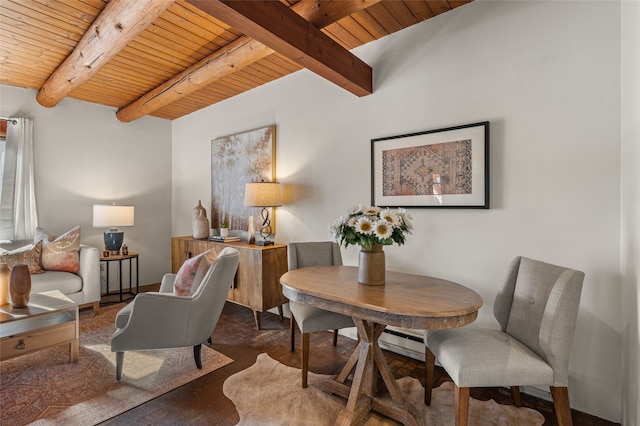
78,245,101,306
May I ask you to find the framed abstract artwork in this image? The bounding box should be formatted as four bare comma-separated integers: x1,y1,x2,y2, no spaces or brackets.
371,121,489,208
211,125,276,231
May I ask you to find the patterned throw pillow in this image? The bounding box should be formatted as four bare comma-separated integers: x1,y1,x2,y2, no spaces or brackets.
173,249,218,296
0,240,45,274
35,226,81,273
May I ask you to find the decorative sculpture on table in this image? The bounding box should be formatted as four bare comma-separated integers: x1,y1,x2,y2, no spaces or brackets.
192,200,210,240
329,205,413,285
9,263,31,307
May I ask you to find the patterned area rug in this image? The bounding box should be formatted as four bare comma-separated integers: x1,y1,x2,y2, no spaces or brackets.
224,353,545,426
1,303,233,425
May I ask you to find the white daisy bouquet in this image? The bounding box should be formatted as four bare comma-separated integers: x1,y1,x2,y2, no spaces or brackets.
329,205,413,251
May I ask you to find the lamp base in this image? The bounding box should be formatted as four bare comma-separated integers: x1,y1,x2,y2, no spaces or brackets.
255,240,274,246
104,231,124,253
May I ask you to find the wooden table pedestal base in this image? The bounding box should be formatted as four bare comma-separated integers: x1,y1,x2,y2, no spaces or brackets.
322,319,424,426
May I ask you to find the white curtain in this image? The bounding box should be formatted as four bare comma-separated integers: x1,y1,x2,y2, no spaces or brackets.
0,118,38,241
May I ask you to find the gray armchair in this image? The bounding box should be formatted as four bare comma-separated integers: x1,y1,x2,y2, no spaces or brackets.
110,247,240,380
424,256,584,426
288,241,355,388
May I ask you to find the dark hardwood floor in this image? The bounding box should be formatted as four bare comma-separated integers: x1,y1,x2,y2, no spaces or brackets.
98,288,618,426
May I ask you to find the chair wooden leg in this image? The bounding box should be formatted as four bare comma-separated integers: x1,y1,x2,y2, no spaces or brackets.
290,316,296,352
511,385,522,407
425,347,436,405
115,352,124,380
550,386,573,426
301,332,310,388
194,344,202,369
454,384,470,426
332,329,338,346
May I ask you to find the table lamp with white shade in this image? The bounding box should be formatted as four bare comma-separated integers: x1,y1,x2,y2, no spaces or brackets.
93,204,134,254
244,182,281,246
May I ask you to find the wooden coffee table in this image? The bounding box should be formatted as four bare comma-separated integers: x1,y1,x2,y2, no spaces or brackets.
0,290,79,363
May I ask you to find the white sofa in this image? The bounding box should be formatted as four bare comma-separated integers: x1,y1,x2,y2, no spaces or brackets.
1,242,101,314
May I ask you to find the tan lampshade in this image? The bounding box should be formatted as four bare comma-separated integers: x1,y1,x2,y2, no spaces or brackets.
244,182,282,207
93,204,135,229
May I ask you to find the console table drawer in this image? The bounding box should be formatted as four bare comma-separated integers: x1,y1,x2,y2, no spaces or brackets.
1,321,77,360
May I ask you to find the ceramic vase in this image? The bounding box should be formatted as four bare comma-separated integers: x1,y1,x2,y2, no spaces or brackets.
220,227,229,238
192,200,210,239
0,262,10,306
358,245,385,286
9,263,31,308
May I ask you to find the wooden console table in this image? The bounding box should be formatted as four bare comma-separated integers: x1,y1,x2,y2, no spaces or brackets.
171,236,288,329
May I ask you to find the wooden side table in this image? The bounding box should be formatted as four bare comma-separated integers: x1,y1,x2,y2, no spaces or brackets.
100,252,139,303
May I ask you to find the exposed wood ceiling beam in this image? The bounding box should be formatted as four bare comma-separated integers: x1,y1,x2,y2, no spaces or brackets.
289,0,382,29
35,0,175,108
117,0,378,123
188,0,373,96
116,36,271,123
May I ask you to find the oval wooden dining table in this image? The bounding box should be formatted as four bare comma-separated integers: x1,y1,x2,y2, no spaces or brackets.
280,265,483,426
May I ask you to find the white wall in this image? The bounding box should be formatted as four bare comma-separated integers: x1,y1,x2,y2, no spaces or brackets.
0,85,173,288
172,1,624,421
621,1,640,424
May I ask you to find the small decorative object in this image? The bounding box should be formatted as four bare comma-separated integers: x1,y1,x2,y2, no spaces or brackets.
122,244,128,255
220,221,229,238
247,215,256,244
192,200,210,239
9,263,31,308
0,262,10,305
329,205,413,285
103,247,110,257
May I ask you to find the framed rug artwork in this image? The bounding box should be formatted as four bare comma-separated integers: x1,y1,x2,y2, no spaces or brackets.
371,121,490,209
211,125,276,231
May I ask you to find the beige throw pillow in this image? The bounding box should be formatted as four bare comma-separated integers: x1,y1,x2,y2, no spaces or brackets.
0,240,45,274
35,226,81,273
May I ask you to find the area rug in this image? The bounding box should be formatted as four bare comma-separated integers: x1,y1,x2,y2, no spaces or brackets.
0,303,233,425
224,353,544,426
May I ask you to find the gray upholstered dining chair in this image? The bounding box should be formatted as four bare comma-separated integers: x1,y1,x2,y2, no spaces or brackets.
110,247,239,380
424,256,584,426
288,241,355,388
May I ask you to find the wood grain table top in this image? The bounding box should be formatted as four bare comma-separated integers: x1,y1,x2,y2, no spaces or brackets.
281,265,483,330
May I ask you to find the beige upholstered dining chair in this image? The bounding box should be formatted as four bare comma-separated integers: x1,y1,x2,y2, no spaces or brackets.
288,241,355,388
110,247,240,380
424,256,584,426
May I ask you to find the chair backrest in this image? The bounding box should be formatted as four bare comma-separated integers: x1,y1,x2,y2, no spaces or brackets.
493,256,584,386
288,241,342,270
188,247,240,343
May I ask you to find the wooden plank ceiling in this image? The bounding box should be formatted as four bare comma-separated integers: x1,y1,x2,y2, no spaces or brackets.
0,0,472,122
